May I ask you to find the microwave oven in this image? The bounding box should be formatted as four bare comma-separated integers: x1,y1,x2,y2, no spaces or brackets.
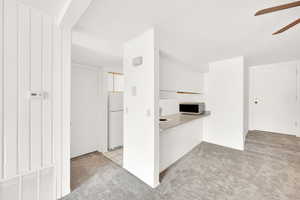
179,102,205,115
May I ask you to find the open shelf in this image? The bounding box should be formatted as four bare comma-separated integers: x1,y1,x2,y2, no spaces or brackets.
160,90,204,95
159,90,204,100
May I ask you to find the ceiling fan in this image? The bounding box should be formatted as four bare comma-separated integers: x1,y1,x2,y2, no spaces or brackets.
255,1,300,35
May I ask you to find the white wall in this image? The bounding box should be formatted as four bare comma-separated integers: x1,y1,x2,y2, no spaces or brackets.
160,57,204,94
159,57,205,116
123,28,160,188
249,61,300,136
0,1,71,199
204,56,247,150
71,64,105,158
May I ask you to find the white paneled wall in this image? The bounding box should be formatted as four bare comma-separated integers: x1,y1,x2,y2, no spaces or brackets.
0,0,71,199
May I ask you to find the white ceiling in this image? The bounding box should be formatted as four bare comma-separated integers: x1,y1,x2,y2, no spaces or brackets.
71,30,123,68
72,44,122,68
19,0,69,17
74,0,300,70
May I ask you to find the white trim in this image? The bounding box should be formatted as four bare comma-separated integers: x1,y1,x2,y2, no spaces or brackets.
101,70,109,152
18,176,22,200
61,28,71,197
36,170,40,200
296,65,300,137
0,0,3,180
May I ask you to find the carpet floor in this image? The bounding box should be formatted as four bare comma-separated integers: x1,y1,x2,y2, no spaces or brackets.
64,131,300,200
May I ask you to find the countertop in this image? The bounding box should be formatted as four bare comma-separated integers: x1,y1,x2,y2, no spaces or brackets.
159,111,211,132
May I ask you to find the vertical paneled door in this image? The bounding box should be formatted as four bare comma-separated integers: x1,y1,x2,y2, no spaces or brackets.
0,0,71,199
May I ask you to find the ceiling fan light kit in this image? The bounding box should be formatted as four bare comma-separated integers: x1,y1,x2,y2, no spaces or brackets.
255,1,300,35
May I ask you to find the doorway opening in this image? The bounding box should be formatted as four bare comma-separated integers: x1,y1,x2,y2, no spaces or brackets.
103,72,124,167
70,66,124,190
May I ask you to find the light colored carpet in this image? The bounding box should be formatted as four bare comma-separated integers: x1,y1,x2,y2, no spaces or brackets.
64,131,300,200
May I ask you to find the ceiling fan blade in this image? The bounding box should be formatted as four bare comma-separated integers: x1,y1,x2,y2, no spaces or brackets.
255,1,300,16
272,18,300,35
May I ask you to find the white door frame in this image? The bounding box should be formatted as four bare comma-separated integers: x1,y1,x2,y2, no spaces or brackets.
297,64,300,137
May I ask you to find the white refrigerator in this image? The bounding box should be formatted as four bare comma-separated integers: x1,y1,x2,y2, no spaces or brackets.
108,92,123,150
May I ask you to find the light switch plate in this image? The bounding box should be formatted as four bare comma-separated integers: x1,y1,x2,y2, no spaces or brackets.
132,56,143,66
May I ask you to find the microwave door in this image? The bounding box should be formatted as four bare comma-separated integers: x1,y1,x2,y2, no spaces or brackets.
179,104,199,114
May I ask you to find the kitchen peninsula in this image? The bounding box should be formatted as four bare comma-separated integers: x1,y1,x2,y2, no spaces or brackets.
159,111,211,172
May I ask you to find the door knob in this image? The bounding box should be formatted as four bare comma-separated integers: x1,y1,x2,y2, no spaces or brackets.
254,101,258,104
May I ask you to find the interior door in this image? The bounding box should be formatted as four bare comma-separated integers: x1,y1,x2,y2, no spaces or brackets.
71,66,101,158
250,63,298,135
